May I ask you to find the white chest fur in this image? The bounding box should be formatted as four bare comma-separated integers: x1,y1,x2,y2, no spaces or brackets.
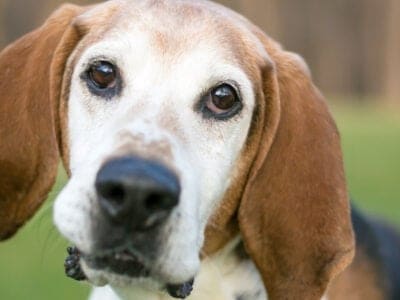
89,239,267,300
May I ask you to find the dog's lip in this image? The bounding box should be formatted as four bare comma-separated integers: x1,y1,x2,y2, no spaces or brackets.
81,247,151,278
80,247,196,298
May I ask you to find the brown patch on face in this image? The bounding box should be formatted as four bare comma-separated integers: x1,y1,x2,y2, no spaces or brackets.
327,250,385,300
151,30,171,55
212,20,266,85
157,106,187,143
107,131,176,174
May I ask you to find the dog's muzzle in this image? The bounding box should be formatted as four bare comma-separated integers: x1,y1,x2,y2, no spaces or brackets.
82,156,182,279
64,247,195,299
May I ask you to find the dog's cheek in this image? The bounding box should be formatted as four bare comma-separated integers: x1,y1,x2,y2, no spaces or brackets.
53,180,95,254
150,158,202,282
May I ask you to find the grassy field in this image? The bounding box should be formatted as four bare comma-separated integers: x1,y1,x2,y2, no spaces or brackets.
333,103,400,225
0,103,399,299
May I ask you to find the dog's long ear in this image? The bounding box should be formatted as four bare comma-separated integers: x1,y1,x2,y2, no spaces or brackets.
238,42,355,299
0,4,85,240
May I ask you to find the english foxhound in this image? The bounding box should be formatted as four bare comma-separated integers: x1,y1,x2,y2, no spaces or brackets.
0,1,399,299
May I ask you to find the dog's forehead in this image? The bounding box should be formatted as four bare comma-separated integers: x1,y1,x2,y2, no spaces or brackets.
78,0,267,78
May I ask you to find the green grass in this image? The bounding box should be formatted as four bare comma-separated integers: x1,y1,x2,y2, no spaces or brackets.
332,103,400,225
0,103,399,299
0,172,90,300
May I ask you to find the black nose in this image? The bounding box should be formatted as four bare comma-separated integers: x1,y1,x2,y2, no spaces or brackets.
95,157,180,230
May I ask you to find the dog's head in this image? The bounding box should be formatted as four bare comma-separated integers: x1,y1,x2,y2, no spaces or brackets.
0,0,354,298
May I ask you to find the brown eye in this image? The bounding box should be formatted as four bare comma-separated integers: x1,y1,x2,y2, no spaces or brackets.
88,61,117,89
203,84,241,119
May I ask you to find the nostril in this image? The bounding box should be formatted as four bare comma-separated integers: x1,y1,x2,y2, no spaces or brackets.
144,192,176,212
104,184,125,205
97,182,127,212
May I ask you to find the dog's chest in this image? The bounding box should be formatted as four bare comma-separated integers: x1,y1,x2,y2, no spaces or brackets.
89,244,267,300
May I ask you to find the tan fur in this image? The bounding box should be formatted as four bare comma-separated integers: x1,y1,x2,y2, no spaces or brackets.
328,250,385,300
111,134,174,170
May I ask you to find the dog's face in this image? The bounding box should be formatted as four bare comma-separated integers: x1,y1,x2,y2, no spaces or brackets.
54,0,265,288
0,0,355,298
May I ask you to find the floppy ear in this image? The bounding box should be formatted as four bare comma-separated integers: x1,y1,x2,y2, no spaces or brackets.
238,45,355,299
0,4,84,240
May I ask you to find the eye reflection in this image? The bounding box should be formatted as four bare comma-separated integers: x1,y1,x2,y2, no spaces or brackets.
88,61,117,89
200,83,242,120
82,60,122,99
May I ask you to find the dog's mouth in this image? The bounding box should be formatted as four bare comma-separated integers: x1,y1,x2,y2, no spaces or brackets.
82,247,150,278
66,247,195,299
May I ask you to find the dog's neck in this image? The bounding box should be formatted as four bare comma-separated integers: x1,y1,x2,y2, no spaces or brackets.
89,237,267,300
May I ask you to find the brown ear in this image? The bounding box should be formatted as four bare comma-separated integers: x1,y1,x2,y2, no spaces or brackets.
0,4,84,240
238,44,355,299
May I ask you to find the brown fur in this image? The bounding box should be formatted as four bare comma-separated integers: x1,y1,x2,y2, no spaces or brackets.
0,1,120,237
202,5,355,300
238,46,355,299
0,1,359,299
0,4,84,239
328,250,385,300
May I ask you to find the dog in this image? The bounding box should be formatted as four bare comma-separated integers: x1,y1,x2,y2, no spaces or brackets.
0,1,399,299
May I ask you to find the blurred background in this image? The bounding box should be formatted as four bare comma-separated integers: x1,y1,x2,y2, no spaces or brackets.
0,0,399,299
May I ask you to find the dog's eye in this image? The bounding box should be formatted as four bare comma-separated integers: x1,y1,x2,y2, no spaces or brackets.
88,61,117,89
200,83,242,120
83,60,122,99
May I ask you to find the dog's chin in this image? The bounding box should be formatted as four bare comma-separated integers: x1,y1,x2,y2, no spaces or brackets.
82,248,150,280
79,247,194,291
81,263,165,296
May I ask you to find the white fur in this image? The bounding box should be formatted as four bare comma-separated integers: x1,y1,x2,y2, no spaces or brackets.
53,0,262,295
89,238,267,300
